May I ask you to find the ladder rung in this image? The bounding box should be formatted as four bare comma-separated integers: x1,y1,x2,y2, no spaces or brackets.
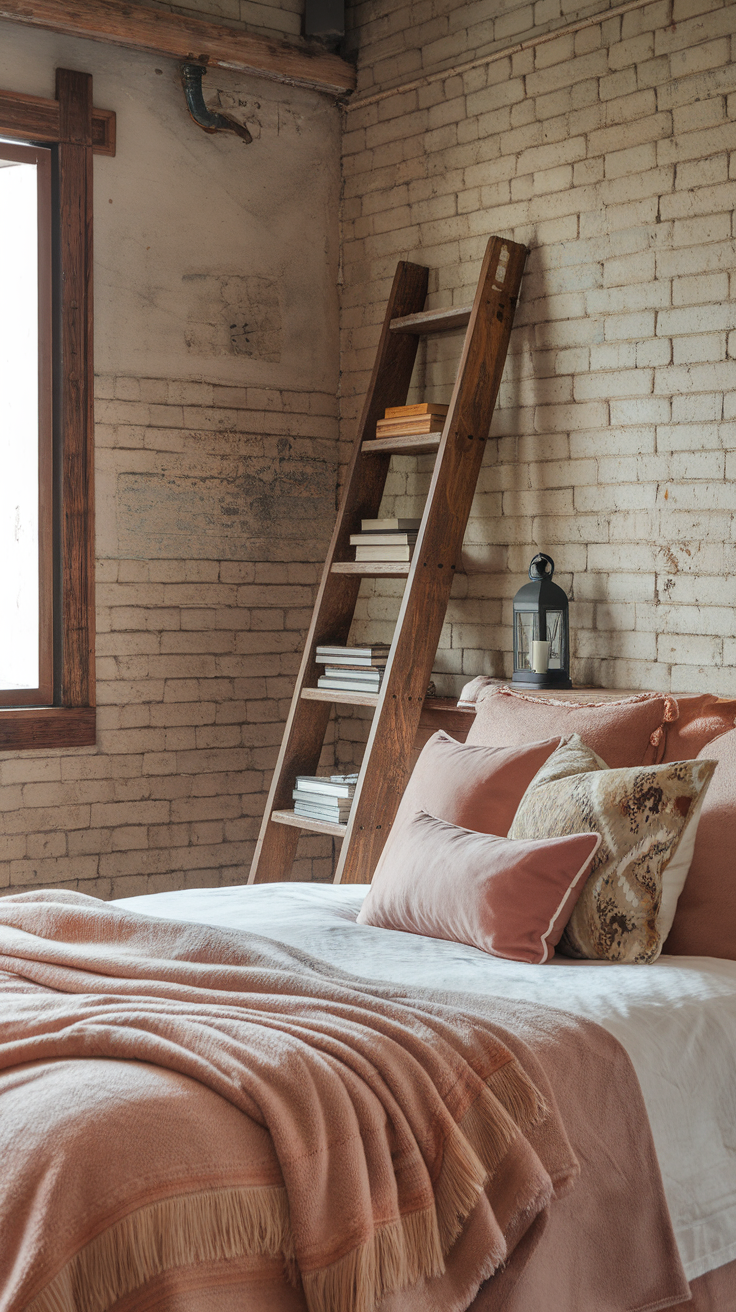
271,808,347,838
331,561,411,578
302,686,380,707
389,305,472,335
363,433,442,455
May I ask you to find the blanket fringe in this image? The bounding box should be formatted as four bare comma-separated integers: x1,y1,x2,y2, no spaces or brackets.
26,1062,548,1312
486,1059,548,1130
26,1184,292,1312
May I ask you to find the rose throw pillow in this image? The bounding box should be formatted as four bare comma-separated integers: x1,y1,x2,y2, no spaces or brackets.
358,809,601,964
509,735,716,963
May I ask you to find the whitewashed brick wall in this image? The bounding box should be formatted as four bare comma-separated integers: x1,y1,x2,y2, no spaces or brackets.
0,381,338,897
339,0,736,714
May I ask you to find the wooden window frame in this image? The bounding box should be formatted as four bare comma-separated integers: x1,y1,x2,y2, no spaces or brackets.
0,69,115,751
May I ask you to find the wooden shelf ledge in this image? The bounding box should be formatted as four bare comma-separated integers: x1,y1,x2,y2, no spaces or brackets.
331,561,411,577
362,433,442,455
301,686,379,708
271,808,346,838
389,305,472,334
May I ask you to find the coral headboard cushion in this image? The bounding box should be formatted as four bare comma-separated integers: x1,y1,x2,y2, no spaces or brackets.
664,726,736,961
661,694,736,762
466,688,672,769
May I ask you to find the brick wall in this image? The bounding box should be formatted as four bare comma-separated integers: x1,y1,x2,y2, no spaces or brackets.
0,380,339,897
338,0,736,729
0,26,341,896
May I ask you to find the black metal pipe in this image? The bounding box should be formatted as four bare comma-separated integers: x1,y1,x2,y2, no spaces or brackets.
181,64,252,143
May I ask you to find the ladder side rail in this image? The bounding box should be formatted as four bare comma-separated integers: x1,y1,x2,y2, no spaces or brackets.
334,236,528,884
249,260,429,884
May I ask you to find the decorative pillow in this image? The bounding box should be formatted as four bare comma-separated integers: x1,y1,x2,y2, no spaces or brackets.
509,736,716,963
358,809,601,964
665,729,736,960
661,694,736,762
466,687,675,768
381,731,564,849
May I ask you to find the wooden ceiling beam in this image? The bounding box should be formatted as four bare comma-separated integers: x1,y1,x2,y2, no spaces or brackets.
0,0,356,97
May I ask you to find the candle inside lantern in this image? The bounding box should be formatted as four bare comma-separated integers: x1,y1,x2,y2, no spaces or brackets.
531,640,549,674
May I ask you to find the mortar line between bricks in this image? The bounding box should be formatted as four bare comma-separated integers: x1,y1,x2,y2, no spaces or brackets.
344,0,674,111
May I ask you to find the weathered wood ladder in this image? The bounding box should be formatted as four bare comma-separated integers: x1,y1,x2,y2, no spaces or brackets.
249,234,527,886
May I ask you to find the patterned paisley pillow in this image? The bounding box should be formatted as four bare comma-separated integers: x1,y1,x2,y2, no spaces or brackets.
509,735,716,963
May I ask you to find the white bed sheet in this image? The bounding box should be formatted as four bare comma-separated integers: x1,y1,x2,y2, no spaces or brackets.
117,881,736,1283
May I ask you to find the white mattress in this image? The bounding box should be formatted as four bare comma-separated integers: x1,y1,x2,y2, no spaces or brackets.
117,881,736,1282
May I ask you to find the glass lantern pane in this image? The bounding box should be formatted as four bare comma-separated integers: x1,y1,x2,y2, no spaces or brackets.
515,612,538,671
545,610,563,669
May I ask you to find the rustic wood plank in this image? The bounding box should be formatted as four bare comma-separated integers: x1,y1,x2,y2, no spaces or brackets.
0,0,355,95
390,306,472,335
362,433,442,455
57,68,95,710
335,236,528,884
0,89,115,154
301,687,379,708
271,809,347,839
0,707,96,751
248,259,428,884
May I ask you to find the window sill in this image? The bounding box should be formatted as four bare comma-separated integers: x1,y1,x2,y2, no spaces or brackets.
0,707,96,751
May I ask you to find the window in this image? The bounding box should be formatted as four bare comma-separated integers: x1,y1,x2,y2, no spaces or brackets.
0,68,115,750
0,141,53,707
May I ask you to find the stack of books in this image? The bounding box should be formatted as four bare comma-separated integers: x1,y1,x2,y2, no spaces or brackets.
292,773,358,825
374,402,448,440
315,643,389,693
350,517,421,563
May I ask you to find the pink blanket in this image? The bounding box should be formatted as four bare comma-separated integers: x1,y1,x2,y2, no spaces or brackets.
0,891,577,1312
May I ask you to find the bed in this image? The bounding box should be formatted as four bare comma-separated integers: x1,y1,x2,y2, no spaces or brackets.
1,688,735,1311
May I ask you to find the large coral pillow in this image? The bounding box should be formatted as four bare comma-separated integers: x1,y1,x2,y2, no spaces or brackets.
358,809,601,964
466,688,673,768
387,730,563,840
665,728,736,960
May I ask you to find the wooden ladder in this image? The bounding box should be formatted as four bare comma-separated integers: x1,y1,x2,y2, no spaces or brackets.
249,234,527,886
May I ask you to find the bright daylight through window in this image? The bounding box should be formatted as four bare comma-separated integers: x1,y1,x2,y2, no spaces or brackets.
0,141,52,706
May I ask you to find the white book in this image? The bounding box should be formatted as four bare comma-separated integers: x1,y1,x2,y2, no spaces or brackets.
294,775,357,797
324,666,382,681
316,653,387,667
293,791,351,813
361,518,421,532
316,644,389,659
317,676,381,692
294,802,350,823
349,533,417,546
355,545,413,562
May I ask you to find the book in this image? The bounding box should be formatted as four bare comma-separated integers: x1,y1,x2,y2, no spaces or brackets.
317,676,382,691
293,800,351,823
324,666,383,681
355,545,413,561
316,643,389,660
294,774,357,797
375,416,442,436
316,653,387,668
349,532,416,546
384,403,448,419
361,518,421,533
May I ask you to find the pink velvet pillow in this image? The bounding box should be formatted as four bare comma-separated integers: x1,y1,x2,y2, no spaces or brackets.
466,688,671,769
664,728,736,960
358,810,601,964
384,730,563,844
661,694,736,762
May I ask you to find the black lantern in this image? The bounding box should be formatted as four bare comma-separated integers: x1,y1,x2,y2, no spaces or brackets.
512,554,571,690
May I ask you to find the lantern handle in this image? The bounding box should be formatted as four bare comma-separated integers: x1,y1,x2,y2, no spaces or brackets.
529,553,554,580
